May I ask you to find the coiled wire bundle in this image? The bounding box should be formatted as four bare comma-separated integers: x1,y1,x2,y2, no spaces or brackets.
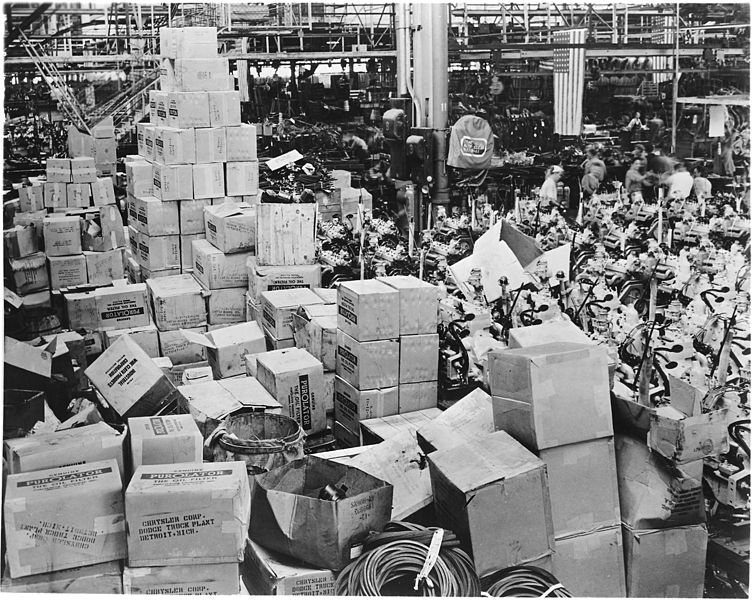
335,521,480,596
484,565,572,597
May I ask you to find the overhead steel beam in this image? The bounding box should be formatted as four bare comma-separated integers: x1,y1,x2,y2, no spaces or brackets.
5,2,51,46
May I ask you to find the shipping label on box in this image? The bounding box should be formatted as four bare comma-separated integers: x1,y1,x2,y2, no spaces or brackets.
66,182,92,208
181,321,266,379
159,326,207,365
334,375,398,434
256,348,327,434
153,163,194,201
416,388,493,454
337,279,400,342
70,157,97,184
174,58,231,92
204,202,255,252
225,124,257,161
155,126,196,165
192,239,250,289
195,127,227,163
48,254,88,289
147,274,207,331
247,256,321,300
125,461,250,566
43,182,68,209
91,177,116,206
179,199,212,235
398,381,438,413
128,194,180,236
85,249,125,286
167,91,211,129
260,288,324,341
65,290,98,329
336,330,399,390
43,216,82,256
207,287,246,325
94,282,150,330
399,334,439,384
256,203,316,266
225,160,259,196
4,225,38,259
128,414,202,474
3,459,126,578
104,323,160,358
377,275,440,335
45,157,72,183
208,91,241,127
1,559,123,594
648,405,729,464
124,562,239,595
9,253,49,295
192,162,225,199
19,184,45,212
127,161,154,197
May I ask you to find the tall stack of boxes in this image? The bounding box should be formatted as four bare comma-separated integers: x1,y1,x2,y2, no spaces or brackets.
489,340,625,597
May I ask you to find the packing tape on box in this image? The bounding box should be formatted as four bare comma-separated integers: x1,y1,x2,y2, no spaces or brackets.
664,528,688,556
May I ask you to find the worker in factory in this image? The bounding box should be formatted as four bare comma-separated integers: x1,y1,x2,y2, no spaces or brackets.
692,166,713,200
539,165,564,209
581,146,607,200
624,158,650,198
666,161,694,200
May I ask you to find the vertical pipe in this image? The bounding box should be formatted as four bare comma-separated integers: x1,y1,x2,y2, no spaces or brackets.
395,3,407,95
623,5,628,43
671,3,680,153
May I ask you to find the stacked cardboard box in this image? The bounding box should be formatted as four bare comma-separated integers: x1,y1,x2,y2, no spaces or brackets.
68,117,118,178
489,340,625,597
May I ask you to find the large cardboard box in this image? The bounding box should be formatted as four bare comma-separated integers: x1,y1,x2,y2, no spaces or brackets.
225,124,257,161
192,162,225,199
91,177,116,206
179,198,212,235
130,227,181,271
398,381,438,412
540,437,621,537
648,405,729,464
4,422,124,476
43,182,67,209
181,321,266,379
427,430,555,577
45,158,71,183
177,376,281,438
103,323,160,358
204,202,255,253
552,527,626,597
507,319,592,348
85,335,180,418
256,348,326,434
247,256,321,300
124,562,239,595
167,91,211,129
334,375,398,434
490,342,613,450
622,523,707,598
192,238,250,289
360,408,442,445
125,461,250,566
70,157,97,184
18,184,45,212
65,290,98,329
82,205,125,252
249,456,393,569
95,137,117,165
292,305,337,371
3,459,126,578
256,203,316,266
242,539,336,596
226,160,259,196
173,58,231,92
147,274,207,331
615,434,704,530
13,210,46,248
337,279,400,342
48,254,88,289
158,326,207,365
0,560,123,594
207,286,246,325
180,232,203,270
153,163,193,201
126,160,154,197
160,26,218,59
336,330,399,390
66,182,92,207
94,283,150,330
416,388,493,454
127,195,180,236
43,216,82,256
128,414,202,475
195,127,227,163
209,91,241,127
85,249,125,285
9,253,48,295
377,275,440,335
399,333,439,384
260,288,324,341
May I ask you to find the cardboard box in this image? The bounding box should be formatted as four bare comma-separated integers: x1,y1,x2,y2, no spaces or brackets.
47,254,87,289
173,58,231,92
85,249,125,285
399,334,439,384
4,225,38,259
336,330,398,390
195,127,227,163
207,287,246,325
3,459,126,578
615,434,704,530
160,26,218,59
622,524,707,598
147,274,207,331
242,539,335,596
43,182,67,209
552,527,626,597
648,405,729,464
247,256,321,300
490,342,613,451
126,255,141,283
360,408,442,445
334,375,398,434
249,456,393,569
427,430,555,577
124,562,238,595
66,182,92,207
159,58,177,92
82,330,104,356
153,163,194,201
204,202,255,252
246,292,259,323
85,335,179,418
159,326,207,365
180,232,202,270
256,203,316,265
95,137,117,165
180,365,214,386
0,560,123,594
260,288,324,341
67,126,96,159
208,91,241,127
128,414,202,474
507,319,592,349
177,376,281,438
70,157,97,184
136,121,149,156
398,381,438,412
91,177,116,206
3,421,124,476
19,184,45,212
192,162,225,199
128,195,180,236
225,124,257,161
43,216,82,256
416,388,493,454
256,348,326,434
667,374,706,418
312,287,337,304
226,160,259,196
103,323,161,358
13,210,46,248
181,321,266,379
83,204,125,252
192,238,251,289
377,275,440,335
126,461,250,566
337,279,400,342
8,253,48,295
178,199,212,235
46,157,71,183
167,91,211,129
155,126,196,165
65,290,98,329
126,160,154,197
94,283,150,330
540,437,622,537
292,306,337,372
130,228,181,271
333,420,361,447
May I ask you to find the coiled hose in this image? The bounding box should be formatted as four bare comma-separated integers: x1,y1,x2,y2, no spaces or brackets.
484,565,572,597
